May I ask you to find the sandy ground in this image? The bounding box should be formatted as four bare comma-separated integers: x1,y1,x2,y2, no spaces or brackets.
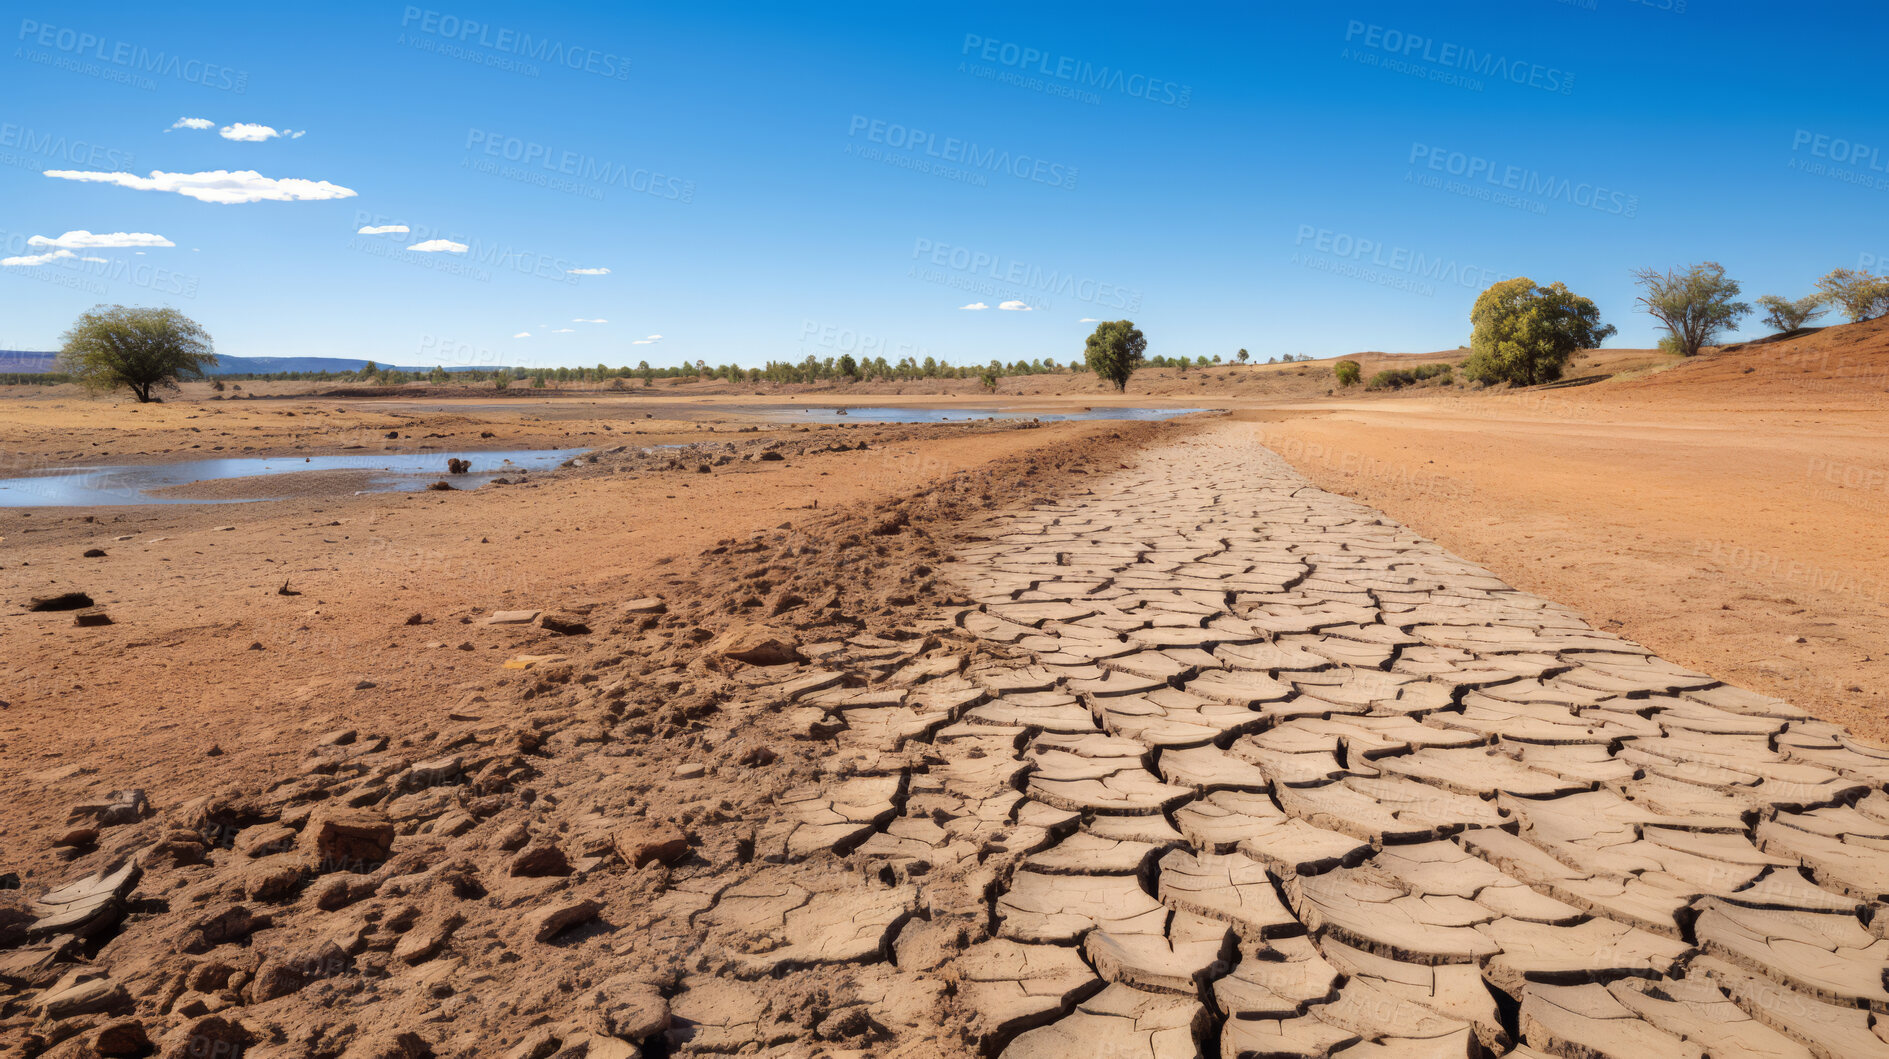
1254,317,1889,740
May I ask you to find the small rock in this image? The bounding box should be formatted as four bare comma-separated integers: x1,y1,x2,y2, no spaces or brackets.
73,610,115,627
613,822,691,868
90,1019,151,1057
28,591,93,611
593,975,670,1040
36,972,128,1018
673,763,706,780
83,548,107,558
304,807,395,873
532,897,601,942
156,1015,249,1059
538,612,592,636
486,610,541,625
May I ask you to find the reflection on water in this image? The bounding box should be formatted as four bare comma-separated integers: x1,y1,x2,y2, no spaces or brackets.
0,448,589,508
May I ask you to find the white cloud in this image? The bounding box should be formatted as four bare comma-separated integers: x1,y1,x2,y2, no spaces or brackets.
220,123,302,142
566,266,610,275
43,168,357,204
999,300,1034,311
571,318,608,324
169,117,214,131
357,224,408,235
550,328,575,333
27,230,173,249
513,332,531,338
2,249,78,267
959,302,988,310
408,239,468,253
631,334,663,345
79,256,107,263
1079,317,1099,323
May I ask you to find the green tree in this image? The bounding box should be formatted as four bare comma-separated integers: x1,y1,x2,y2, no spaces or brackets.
1334,360,1361,387
56,305,217,403
1236,349,1249,364
1754,294,1828,334
1084,321,1147,391
1812,268,1889,323
1632,262,1750,356
836,353,859,379
1463,277,1616,386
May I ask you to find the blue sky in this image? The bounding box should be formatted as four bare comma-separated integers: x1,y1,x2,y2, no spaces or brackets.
3,0,1886,369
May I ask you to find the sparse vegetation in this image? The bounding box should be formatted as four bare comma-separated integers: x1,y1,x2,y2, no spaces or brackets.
1632,261,1750,356
1754,294,1827,334
1366,363,1452,390
1236,349,1249,363
1463,278,1615,386
56,305,217,403
1813,268,1889,323
1334,360,1361,387
1083,319,1147,392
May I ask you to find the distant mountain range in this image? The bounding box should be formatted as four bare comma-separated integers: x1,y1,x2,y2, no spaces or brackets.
0,352,511,376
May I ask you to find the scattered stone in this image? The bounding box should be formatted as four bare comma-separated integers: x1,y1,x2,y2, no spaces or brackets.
532,897,602,942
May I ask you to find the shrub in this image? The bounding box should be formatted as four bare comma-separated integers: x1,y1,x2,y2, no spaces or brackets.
1632,262,1750,355
1463,278,1615,386
1812,268,1889,323
1753,294,1827,334
1334,360,1361,386
1366,363,1452,390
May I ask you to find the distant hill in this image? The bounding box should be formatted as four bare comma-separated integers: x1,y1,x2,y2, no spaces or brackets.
0,351,511,375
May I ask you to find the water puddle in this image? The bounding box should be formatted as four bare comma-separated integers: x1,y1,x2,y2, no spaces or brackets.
0,448,589,507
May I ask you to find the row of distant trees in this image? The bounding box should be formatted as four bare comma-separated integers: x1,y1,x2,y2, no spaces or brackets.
37,261,1889,402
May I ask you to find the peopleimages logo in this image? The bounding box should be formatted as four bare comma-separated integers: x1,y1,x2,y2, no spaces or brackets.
1343,20,1573,95
1293,225,1509,293
16,18,249,92
1408,144,1638,217
1791,130,1887,173
398,7,631,79
959,34,1191,107
464,130,694,202
846,116,1077,191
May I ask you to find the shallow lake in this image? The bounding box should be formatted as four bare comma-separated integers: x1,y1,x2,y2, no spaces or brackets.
0,448,589,507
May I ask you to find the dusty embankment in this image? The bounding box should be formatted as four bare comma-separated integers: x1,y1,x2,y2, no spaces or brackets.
1254,317,1889,740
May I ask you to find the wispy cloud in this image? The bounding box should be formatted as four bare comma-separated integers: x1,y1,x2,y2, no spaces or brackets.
28,230,173,249
408,239,468,253
566,266,610,275
2,249,78,267
1079,317,1099,323
999,300,1034,311
959,302,988,310
44,169,357,204
1,249,102,266
513,332,531,338
169,117,214,131
571,317,608,324
631,334,663,345
357,224,408,235
550,328,575,333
